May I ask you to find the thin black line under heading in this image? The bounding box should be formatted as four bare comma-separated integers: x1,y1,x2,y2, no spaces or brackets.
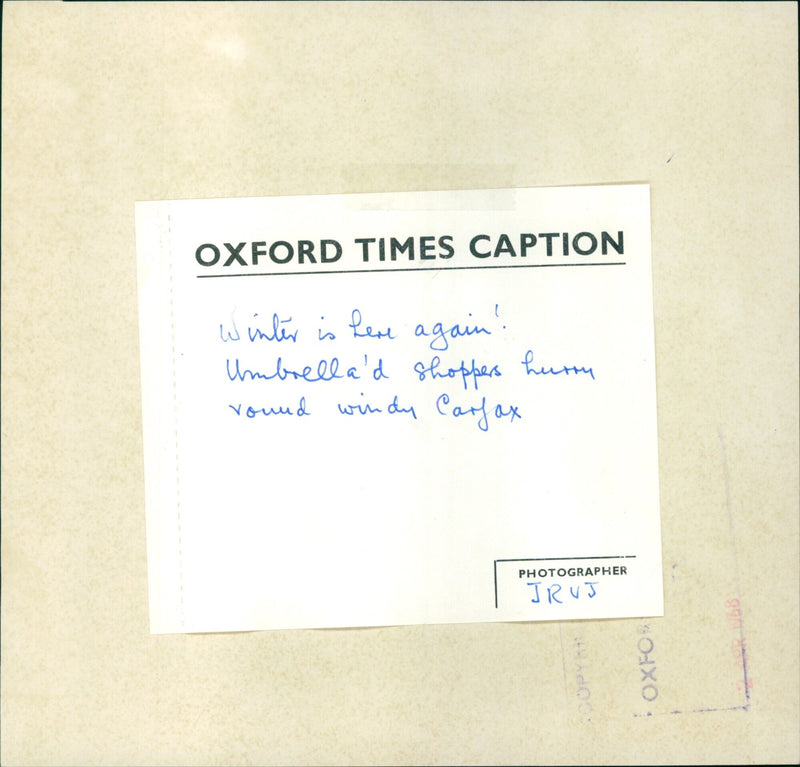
196,261,626,279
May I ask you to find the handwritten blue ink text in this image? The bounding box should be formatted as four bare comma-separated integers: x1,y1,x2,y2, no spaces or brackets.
228,397,310,418
521,350,595,380
527,581,599,604
349,309,396,340
435,392,521,432
414,315,492,352
226,357,360,383
337,394,417,419
414,356,502,391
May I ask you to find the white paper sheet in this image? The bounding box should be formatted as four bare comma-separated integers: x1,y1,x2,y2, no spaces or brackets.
136,185,662,633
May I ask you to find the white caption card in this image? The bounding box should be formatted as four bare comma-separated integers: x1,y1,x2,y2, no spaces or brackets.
136,185,662,633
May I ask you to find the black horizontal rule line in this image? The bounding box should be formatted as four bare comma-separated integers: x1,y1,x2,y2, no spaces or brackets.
195,261,627,278
496,555,637,563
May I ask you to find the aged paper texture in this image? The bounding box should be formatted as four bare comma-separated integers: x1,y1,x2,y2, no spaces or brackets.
2,2,797,764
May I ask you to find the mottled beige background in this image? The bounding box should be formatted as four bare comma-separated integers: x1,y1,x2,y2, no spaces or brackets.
2,2,797,764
